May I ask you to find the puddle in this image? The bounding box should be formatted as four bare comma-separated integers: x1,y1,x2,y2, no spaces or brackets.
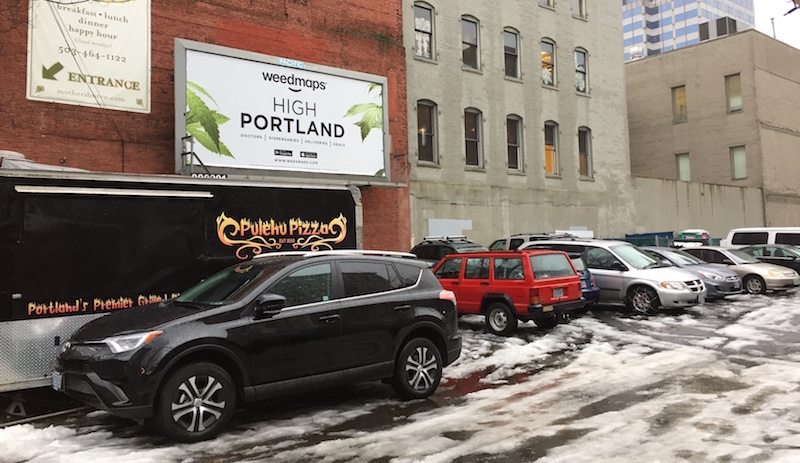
681,374,749,394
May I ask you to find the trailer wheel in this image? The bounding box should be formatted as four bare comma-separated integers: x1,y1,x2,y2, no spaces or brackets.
154,362,236,442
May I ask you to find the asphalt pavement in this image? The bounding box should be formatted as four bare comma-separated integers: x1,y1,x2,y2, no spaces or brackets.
3,292,800,462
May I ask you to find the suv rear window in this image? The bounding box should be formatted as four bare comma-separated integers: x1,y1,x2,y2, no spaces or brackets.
494,258,524,280
530,254,575,279
731,232,768,245
394,263,422,286
341,262,393,297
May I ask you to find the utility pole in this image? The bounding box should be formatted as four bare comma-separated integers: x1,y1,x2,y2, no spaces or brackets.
771,17,776,39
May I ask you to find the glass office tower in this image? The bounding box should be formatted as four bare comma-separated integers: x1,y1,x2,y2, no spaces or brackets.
622,0,755,60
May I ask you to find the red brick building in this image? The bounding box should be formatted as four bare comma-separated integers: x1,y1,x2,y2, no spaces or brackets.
0,0,409,250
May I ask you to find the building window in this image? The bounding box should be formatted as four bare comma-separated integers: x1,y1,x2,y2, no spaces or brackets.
672,85,687,123
507,115,523,170
465,108,483,167
676,153,690,181
578,127,592,178
462,17,479,70
413,3,434,60
726,73,742,112
575,48,588,93
539,0,555,8
504,29,520,79
544,121,559,176
571,0,587,18
541,39,556,86
417,100,437,163
731,146,747,179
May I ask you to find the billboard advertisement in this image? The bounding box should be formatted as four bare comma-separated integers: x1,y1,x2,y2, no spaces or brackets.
26,0,151,113
175,40,389,181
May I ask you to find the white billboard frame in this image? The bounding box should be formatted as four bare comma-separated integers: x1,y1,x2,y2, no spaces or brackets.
174,39,391,185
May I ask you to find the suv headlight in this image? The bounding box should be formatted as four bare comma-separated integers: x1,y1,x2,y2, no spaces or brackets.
697,271,724,281
103,330,162,354
659,281,686,290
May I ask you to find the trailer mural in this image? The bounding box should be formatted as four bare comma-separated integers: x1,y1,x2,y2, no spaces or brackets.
0,174,357,323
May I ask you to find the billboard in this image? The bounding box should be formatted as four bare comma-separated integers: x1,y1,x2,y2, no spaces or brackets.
26,0,151,113
175,40,389,182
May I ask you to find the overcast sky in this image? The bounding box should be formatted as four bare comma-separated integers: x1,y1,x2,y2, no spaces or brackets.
755,0,800,49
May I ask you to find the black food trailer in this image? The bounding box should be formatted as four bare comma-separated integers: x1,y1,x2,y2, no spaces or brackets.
0,169,358,391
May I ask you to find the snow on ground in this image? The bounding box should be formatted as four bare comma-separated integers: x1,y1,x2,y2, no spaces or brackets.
4,291,800,462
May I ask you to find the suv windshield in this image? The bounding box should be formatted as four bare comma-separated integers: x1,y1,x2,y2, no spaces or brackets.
176,259,292,305
611,244,660,269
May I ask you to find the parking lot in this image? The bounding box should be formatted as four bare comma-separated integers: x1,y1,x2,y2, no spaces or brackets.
4,292,800,462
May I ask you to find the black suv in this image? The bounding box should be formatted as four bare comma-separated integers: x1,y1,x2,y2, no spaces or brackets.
53,252,461,442
410,235,488,265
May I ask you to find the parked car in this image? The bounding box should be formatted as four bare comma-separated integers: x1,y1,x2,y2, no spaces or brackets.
410,235,487,265
739,244,800,273
488,232,577,251
54,252,462,442
643,247,742,300
683,246,800,294
521,239,706,314
721,227,800,247
432,250,583,335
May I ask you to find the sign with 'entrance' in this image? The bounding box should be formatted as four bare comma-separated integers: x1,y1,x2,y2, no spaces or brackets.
26,0,151,113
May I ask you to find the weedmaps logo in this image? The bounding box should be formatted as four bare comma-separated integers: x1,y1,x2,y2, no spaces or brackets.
262,71,327,93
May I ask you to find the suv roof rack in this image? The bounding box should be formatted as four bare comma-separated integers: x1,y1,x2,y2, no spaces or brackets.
422,235,469,241
255,250,418,259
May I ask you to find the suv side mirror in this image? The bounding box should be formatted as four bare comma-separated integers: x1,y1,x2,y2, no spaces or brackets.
254,293,286,320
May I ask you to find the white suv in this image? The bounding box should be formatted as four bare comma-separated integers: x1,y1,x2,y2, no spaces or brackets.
521,239,706,314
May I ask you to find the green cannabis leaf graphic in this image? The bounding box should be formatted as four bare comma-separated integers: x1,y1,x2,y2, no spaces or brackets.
344,83,383,141
186,81,233,158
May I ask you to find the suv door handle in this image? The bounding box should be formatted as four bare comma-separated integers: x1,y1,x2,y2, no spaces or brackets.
393,304,412,312
318,314,340,324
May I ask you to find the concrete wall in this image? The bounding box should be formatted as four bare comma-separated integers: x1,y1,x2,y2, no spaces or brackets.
631,176,764,238
404,0,634,247
0,0,410,250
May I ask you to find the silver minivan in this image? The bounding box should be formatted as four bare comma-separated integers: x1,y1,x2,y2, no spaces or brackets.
521,239,706,314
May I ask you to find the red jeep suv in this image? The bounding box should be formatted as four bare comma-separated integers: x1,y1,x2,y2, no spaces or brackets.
432,250,583,335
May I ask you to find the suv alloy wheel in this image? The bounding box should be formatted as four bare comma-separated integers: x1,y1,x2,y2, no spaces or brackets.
392,338,442,400
155,362,237,442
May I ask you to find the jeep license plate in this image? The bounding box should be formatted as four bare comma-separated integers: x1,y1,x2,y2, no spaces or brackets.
52,371,62,391
553,288,564,298
542,305,554,312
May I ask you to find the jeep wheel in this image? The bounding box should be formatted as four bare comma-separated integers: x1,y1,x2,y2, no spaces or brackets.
627,286,660,315
743,275,766,295
485,302,518,336
392,338,442,400
155,362,236,443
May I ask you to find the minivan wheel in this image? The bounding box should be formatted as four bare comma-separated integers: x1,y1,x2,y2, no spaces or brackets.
627,286,660,315
743,275,766,295
485,302,518,336
155,362,236,443
392,338,443,400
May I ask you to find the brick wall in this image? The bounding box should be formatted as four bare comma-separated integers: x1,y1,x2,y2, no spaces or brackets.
0,0,409,250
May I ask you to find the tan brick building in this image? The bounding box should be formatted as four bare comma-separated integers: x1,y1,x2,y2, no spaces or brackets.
627,29,800,226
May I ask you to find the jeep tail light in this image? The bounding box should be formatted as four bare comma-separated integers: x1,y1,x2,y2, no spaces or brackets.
530,289,540,305
439,290,457,306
